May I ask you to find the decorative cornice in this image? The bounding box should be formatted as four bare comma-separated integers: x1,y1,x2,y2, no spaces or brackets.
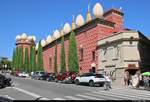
103,8,124,17
43,18,115,51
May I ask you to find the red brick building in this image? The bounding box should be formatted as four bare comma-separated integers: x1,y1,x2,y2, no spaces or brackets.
16,33,36,63
42,3,125,74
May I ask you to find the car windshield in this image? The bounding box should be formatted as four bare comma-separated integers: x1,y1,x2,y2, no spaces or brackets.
95,74,104,78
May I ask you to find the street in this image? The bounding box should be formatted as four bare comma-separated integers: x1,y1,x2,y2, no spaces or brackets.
0,76,150,100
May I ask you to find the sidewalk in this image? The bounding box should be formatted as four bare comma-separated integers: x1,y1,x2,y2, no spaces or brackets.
111,80,150,91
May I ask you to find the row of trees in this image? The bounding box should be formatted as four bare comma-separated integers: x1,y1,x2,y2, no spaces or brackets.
12,41,43,73
55,31,79,73
12,31,79,73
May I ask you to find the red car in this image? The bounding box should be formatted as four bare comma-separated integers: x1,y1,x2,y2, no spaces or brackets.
55,71,77,83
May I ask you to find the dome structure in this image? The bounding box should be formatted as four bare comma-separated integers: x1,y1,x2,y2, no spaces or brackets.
41,39,46,47
25,39,29,42
63,23,71,34
21,33,27,40
76,14,85,27
46,35,53,43
53,30,60,39
31,36,36,41
60,29,64,36
93,3,104,18
28,36,33,41
16,35,21,41
35,43,39,50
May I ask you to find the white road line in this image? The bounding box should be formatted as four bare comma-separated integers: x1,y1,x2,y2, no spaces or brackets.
92,91,132,100
65,96,84,100
94,90,142,100
76,94,100,100
3,95,15,100
84,93,118,100
12,87,50,100
53,98,66,100
113,88,150,95
109,90,150,100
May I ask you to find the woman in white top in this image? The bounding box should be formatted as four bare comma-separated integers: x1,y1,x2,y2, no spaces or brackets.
104,73,112,91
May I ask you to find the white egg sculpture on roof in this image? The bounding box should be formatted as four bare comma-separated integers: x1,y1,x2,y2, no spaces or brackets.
28,36,33,41
41,39,46,47
53,30,60,39
16,35,21,41
21,33,27,40
35,43,39,50
46,35,52,43
60,29,64,36
63,23,71,34
93,3,104,18
31,36,36,41
76,14,85,27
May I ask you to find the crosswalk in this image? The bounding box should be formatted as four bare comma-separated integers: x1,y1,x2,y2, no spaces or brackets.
3,86,150,100
50,88,150,100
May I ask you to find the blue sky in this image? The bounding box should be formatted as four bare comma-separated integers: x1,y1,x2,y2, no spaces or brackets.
0,0,150,60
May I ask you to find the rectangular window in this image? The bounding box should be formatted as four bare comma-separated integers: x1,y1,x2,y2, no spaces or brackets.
49,57,52,71
80,48,83,61
92,51,95,61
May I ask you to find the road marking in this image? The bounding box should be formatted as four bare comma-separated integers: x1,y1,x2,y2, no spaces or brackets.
84,93,114,100
53,98,66,100
92,91,130,100
76,94,100,100
2,95,15,100
93,90,143,100
12,87,50,100
65,96,84,100
109,90,150,100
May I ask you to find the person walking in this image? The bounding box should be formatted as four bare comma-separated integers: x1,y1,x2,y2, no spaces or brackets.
124,71,129,85
104,73,112,91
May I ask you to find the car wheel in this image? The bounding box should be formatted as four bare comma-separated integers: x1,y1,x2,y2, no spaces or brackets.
89,80,95,87
75,79,79,85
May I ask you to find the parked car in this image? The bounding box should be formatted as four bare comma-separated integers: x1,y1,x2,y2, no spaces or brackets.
55,71,77,83
47,73,56,82
74,73,105,87
18,72,29,78
31,71,48,80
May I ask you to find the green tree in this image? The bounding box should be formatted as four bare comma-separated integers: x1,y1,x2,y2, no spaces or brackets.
24,48,29,72
37,41,43,71
68,31,79,72
29,46,36,72
60,36,66,72
16,47,19,71
18,48,23,71
12,48,16,71
54,43,57,74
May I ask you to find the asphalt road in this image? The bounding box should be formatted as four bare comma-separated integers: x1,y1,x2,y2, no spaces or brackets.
0,76,150,100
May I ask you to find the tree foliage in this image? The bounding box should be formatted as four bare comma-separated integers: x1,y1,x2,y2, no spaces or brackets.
24,48,29,72
68,31,79,72
60,36,66,72
37,41,43,71
29,46,36,72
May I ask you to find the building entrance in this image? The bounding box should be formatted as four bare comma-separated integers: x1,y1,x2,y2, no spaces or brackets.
92,67,96,73
126,69,138,75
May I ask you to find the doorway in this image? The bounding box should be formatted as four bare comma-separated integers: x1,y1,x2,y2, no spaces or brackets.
92,67,96,73
126,69,138,75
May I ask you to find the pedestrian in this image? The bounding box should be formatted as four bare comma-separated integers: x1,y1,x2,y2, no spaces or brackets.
124,71,129,85
104,73,112,91
128,75,132,86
